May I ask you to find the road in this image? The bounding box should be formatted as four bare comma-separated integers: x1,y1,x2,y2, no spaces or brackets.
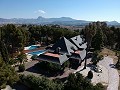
99,56,119,90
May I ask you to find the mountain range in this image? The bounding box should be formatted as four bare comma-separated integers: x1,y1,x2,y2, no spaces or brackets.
0,16,120,26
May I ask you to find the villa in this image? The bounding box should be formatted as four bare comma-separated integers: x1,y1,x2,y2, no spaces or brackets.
36,35,87,66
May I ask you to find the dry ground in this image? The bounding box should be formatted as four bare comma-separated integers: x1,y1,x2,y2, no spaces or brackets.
100,48,120,90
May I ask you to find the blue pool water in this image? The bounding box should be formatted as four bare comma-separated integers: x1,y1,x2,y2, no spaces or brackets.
29,45,40,50
28,50,45,55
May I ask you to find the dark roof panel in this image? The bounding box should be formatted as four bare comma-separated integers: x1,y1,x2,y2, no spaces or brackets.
51,37,78,55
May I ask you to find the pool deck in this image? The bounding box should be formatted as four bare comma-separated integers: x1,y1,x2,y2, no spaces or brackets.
23,47,46,53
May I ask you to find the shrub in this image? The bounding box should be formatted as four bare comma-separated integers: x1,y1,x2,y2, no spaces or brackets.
8,58,17,65
31,55,38,60
97,55,103,60
116,62,120,69
37,61,62,72
19,74,63,90
19,64,25,72
64,73,95,90
62,60,70,69
87,70,93,79
94,83,105,90
0,83,6,89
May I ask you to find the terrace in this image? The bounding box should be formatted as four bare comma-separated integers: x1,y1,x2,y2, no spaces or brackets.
44,52,60,58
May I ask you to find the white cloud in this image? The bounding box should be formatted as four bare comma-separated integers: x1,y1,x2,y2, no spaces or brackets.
34,10,46,14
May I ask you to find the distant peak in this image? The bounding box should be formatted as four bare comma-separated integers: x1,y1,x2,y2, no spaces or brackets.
60,17,72,19
37,16,44,19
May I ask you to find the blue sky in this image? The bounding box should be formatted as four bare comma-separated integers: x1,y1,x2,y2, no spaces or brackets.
0,0,120,22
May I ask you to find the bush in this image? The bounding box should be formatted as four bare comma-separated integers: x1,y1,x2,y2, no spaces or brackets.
0,83,6,89
97,55,103,60
31,55,38,60
94,83,105,90
19,64,25,72
19,74,63,90
116,62,120,69
64,73,95,90
8,58,17,65
37,61,62,72
62,60,70,69
87,70,93,79
0,61,19,89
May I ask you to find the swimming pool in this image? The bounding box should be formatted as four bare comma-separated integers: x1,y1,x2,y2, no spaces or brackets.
28,45,40,50
28,50,45,56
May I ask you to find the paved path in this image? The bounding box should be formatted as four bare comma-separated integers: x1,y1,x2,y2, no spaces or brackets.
74,58,109,85
99,56,119,90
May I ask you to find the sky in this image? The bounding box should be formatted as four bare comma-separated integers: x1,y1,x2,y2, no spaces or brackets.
0,0,120,22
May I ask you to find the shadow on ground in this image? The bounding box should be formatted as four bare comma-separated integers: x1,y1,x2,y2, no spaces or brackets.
25,63,64,77
109,64,116,68
12,82,31,90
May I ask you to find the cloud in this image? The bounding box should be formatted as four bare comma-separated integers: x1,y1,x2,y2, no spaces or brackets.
34,10,46,14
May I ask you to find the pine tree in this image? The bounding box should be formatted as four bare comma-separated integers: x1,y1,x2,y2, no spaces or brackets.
92,28,104,50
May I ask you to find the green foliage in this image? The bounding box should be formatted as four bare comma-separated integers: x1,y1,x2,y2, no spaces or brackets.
91,51,100,65
93,83,105,90
0,56,19,89
62,60,70,69
83,22,97,48
1,24,79,58
91,51,103,66
0,24,27,54
87,70,93,79
37,60,70,74
19,74,63,90
97,55,104,61
0,41,9,63
92,28,104,50
116,55,120,69
19,72,105,90
83,22,120,50
17,53,26,64
64,73,105,90
19,64,25,72
64,73,93,90
31,55,38,60
8,58,17,65
37,61,63,73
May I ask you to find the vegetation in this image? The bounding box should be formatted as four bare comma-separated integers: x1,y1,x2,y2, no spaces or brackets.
31,54,38,60
1,23,120,58
82,21,120,50
116,54,120,69
19,74,63,90
18,64,25,72
94,83,106,90
19,73,105,90
37,61,70,74
1,22,120,89
0,55,19,89
0,24,79,57
17,53,27,64
87,70,93,79
64,73,105,90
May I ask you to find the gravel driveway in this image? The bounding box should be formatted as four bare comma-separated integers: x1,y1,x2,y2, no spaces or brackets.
99,56,119,90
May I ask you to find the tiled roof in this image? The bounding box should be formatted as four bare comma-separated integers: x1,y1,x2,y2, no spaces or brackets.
45,52,60,58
